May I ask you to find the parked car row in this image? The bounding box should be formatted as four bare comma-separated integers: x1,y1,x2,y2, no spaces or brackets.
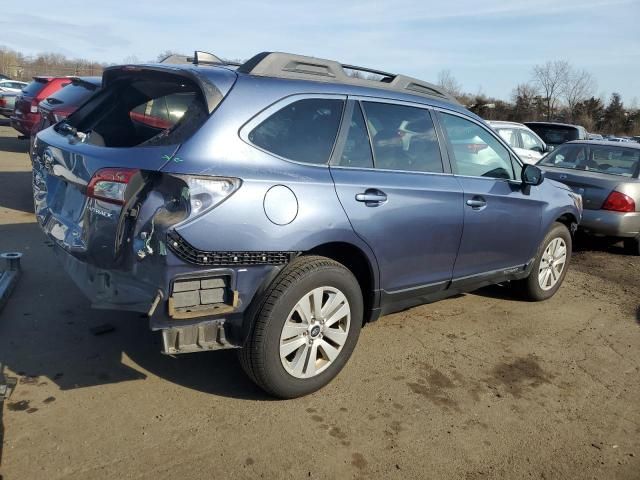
0,76,101,137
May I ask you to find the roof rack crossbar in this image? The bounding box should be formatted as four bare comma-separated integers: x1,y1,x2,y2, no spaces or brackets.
237,52,458,104
341,64,395,79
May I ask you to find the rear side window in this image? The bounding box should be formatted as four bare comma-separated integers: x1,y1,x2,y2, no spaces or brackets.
361,102,443,173
21,80,48,96
336,103,374,168
249,98,344,164
440,113,515,180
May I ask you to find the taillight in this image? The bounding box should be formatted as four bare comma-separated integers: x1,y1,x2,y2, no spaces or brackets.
602,191,635,213
87,168,139,205
180,176,241,219
0,98,5,107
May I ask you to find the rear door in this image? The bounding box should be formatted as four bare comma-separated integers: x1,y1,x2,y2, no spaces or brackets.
436,111,544,280
330,99,463,297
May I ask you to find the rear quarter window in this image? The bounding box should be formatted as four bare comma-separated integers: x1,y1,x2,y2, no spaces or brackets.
248,98,344,164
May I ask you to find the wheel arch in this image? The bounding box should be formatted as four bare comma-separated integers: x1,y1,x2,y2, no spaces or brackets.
305,241,380,324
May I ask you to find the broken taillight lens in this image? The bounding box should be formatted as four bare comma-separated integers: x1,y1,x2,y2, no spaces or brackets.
177,176,241,223
87,168,139,205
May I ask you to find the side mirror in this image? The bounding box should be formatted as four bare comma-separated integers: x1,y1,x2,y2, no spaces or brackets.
531,145,544,154
545,145,555,153
522,164,544,186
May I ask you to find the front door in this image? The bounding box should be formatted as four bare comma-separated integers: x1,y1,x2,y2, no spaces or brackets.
437,111,544,280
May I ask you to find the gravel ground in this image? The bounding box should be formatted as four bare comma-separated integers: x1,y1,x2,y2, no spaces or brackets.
0,122,638,479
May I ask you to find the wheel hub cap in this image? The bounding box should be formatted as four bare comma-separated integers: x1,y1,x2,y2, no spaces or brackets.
538,237,567,291
279,286,351,379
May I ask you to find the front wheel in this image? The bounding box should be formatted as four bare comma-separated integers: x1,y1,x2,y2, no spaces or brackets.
238,256,363,399
516,222,572,301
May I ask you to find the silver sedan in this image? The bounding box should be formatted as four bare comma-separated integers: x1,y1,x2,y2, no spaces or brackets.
538,140,640,255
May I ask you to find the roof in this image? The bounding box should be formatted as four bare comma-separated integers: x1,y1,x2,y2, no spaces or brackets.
524,121,584,128
487,120,528,128
564,140,640,150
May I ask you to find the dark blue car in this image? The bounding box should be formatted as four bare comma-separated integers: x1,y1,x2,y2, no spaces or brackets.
31,51,582,398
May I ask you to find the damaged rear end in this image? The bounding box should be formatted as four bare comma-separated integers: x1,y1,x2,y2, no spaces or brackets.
32,64,244,353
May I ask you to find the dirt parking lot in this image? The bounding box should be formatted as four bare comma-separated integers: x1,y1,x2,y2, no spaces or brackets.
0,121,639,479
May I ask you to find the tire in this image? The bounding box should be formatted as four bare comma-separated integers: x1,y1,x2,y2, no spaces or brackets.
516,222,572,301
238,255,363,399
623,237,640,256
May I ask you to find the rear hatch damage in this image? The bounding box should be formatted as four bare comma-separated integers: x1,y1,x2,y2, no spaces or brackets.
32,65,238,317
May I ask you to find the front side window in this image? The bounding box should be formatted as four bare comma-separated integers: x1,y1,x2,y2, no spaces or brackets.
496,128,518,148
361,102,443,173
520,129,544,152
440,113,515,180
249,98,344,164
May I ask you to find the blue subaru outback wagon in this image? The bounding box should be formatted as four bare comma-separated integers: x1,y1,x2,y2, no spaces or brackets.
31,51,582,398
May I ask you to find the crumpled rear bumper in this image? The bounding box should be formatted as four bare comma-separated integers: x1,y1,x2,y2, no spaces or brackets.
52,243,285,353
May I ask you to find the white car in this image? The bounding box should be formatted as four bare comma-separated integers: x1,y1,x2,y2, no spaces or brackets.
0,79,28,93
488,121,548,164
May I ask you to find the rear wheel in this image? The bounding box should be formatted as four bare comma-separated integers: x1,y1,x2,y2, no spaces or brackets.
239,256,363,399
623,237,640,256
517,222,572,301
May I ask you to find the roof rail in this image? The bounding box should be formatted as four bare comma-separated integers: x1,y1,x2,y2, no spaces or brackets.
237,52,459,104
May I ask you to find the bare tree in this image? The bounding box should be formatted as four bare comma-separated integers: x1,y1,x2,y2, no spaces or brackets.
563,68,595,122
531,60,570,120
122,55,141,64
437,69,462,98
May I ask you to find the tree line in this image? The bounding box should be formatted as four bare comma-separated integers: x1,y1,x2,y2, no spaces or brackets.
437,61,639,136
1,46,636,136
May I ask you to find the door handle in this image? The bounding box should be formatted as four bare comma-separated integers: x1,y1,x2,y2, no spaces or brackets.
355,189,387,205
466,197,487,209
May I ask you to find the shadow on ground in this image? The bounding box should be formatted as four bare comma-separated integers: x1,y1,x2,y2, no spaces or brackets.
0,222,272,402
573,233,628,256
0,128,28,154
0,171,33,214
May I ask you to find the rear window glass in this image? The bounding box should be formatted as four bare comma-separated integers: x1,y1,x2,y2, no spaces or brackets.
22,80,48,96
46,82,99,107
528,125,578,145
64,74,210,148
249,98,344,164
540,144,640,177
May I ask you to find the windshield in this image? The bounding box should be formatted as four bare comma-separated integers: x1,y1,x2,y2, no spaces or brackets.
528,124,578,145
540,144,640,178
46,82,99,107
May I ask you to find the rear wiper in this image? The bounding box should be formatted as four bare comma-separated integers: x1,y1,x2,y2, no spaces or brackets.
58,121,87,141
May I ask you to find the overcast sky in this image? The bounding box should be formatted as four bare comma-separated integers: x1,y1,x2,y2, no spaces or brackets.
1,0,639,102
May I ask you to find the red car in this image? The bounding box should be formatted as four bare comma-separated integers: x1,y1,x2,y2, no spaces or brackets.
35,77,101,134
10,77,70,137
